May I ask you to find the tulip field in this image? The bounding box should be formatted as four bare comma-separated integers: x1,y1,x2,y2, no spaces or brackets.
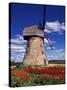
10,64,65,87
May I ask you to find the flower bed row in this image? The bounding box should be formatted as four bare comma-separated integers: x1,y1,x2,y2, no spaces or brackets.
23,67,65,75
39,73,64,80
11,70,30,80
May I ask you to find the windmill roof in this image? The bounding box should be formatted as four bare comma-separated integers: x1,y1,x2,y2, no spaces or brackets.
23,25,44,38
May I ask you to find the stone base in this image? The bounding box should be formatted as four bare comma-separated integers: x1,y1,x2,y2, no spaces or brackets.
23,37,48,67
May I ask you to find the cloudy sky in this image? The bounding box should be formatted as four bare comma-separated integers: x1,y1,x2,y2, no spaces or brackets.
9,3,65,62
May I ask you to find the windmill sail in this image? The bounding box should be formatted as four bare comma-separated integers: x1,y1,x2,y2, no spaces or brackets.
44,33,54,50
38,5,46,30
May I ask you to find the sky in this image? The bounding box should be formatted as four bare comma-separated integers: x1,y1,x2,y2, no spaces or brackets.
9,3,65,62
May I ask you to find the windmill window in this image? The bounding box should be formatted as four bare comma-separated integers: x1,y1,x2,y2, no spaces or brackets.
42,51,44,54
40,44,43,47
40,45,42,47
40,38,42,41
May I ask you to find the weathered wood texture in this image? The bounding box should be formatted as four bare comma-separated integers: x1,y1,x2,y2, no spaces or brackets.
23,25,44,40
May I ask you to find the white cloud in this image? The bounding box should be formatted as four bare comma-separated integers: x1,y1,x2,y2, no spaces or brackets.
61,23,65,30
44,21,65,33
46,46,55,50
44,38,48,44
12,49,25,53
46,48,65,60
10,35,27,44
10,35,27,62
44,29,51,33
10,44,26,50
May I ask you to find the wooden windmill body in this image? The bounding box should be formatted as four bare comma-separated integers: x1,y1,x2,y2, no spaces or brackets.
23,25,48,67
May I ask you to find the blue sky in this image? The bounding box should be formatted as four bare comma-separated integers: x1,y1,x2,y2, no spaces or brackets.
10,3,65,62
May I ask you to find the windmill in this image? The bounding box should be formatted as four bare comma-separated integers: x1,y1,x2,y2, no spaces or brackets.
22,5,53,67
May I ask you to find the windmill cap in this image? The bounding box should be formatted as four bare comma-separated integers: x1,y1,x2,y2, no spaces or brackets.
23,25,44,39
